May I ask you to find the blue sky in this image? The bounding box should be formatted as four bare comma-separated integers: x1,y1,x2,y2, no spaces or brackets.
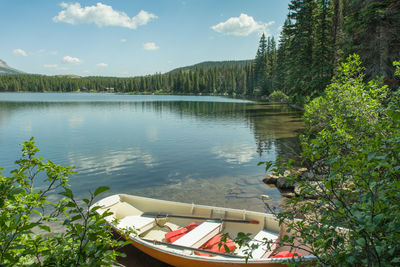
1,0,290,77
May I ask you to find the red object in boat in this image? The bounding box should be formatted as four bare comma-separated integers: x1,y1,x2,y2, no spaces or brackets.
195,234,237,257
270,251,304,258
165,222,198,243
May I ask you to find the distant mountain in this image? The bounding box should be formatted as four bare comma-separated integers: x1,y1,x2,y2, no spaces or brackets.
0,60,24,75
168,59,253,74
54,74,81,79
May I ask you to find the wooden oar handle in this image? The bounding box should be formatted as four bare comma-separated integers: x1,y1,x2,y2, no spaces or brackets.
143,212,259,224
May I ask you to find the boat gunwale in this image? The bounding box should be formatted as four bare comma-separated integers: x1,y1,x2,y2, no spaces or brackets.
118,193,277,219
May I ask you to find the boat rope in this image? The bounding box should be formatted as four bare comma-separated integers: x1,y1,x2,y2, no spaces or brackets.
154,216,173,232
191,203,195,214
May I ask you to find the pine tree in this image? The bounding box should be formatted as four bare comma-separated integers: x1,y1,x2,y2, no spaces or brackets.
311,0,334,96
281,0,315,103
254,33,268,94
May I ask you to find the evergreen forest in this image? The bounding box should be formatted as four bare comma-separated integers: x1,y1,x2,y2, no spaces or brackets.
1,0,399,106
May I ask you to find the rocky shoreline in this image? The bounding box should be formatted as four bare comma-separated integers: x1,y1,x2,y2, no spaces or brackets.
262,161,328,200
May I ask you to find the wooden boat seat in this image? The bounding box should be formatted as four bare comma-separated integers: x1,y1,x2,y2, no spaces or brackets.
172,221,222,248
237,229,279,259
117,215,155,235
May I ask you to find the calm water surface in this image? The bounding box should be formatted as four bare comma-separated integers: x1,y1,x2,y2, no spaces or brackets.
0,93,303,211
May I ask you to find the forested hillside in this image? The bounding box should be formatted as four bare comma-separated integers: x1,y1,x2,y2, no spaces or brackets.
0,0,399,104
168,60,252,74
0,65,252,95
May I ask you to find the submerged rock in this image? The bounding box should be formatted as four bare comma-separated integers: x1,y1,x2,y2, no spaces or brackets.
243,178,260,185
281,192,296,198
263,174,281,184
276,177,295,190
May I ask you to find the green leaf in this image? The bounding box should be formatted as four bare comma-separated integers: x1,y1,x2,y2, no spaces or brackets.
264,161,273,172
373,214,384,225
223,244,229,253
38,225,51,232
356,238,365,247
59,188,73,198
94,186,110,197
392,258,400,263
32,209,42,217
5,220,11,228
71,214,82,222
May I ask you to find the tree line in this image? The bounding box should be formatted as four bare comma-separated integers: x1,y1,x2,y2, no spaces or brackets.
0,66,253,96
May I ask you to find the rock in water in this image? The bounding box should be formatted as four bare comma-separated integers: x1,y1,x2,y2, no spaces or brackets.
281,192,296,198
276,177,295,190
263,174,281,184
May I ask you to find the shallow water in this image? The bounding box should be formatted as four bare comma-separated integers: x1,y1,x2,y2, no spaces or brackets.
0,93,303,212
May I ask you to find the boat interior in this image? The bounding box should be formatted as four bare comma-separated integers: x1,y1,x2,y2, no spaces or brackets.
95,194,309,260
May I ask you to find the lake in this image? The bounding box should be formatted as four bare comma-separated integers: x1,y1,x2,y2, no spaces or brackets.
0,93,303,212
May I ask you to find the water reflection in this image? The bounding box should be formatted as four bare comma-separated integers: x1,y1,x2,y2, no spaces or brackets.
211,143,257,164
67,148,159,176
0,94,303,211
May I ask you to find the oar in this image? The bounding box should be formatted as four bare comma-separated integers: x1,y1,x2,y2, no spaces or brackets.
142,212,259,224
140,238,243,258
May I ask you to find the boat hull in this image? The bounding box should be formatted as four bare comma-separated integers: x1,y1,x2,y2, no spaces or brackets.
129,236,288,267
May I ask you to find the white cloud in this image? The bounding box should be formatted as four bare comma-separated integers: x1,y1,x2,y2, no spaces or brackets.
53,2,157,30
143,42,159,51
96,62,108,67
13,48,27,56
62,56,82,65
120,38,127,43
211,14,274,36
43,64,58,68
49,51,58,55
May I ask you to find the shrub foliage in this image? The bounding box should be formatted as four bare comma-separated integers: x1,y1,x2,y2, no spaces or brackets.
271,55,400,266
0,138,126,266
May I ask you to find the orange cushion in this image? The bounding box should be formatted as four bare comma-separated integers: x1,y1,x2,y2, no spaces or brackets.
165,222,198,243
195,234,237,257
270,251,303,258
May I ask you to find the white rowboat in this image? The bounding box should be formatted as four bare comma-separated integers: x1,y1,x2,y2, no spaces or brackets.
93,194,315,266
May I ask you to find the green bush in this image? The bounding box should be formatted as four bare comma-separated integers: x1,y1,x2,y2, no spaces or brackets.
269,90,290,102
269,54,400,266
0,138,127,266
